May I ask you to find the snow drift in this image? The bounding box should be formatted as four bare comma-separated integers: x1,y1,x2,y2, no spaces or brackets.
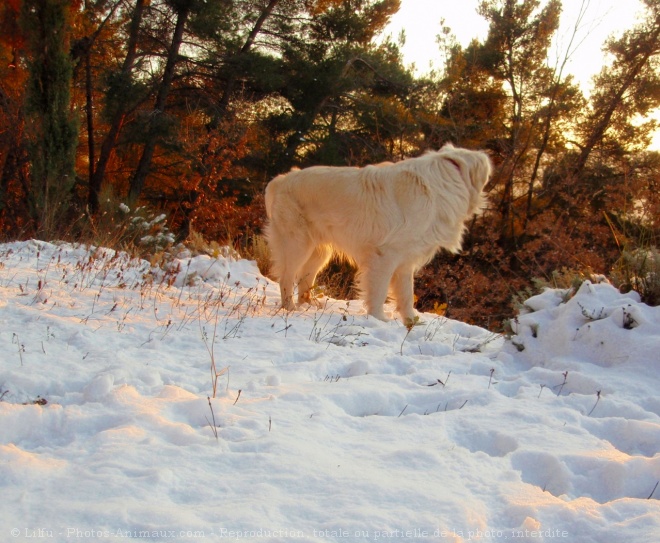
1,240,659,543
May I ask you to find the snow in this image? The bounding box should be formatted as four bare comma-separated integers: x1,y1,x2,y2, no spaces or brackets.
1,240,659,543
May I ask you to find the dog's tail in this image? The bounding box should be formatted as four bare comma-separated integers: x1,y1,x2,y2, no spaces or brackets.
265,168,300,218
264,176,280,219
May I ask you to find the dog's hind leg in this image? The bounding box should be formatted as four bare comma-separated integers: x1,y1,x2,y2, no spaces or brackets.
278,242,314,311
267,225,313,311
297,245,333,306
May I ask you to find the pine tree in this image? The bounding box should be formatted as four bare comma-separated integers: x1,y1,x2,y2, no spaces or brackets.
88,0,147,212
477,0,563,242
574,0,660,176
21,0,78,236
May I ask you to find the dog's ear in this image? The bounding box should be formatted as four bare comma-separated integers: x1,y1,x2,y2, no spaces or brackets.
457,150,491,216
441,147,491,190
469,151,492,191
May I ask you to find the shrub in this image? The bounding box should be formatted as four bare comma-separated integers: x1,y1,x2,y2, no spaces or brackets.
611,247,660,306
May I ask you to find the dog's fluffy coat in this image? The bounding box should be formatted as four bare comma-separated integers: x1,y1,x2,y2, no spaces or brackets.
264,144,492,322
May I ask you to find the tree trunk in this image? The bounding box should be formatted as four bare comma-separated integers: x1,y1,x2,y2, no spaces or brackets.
85,51,95,205
128,3,190,203
216,0,280,118
573,23,660,176
89,0,146,212
21,0,78,237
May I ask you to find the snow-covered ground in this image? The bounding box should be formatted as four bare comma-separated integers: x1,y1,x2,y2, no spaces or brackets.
1,240,659,543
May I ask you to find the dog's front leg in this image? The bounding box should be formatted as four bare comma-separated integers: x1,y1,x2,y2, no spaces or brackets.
278,273,296,312
360,251,399,321
391,263,418,322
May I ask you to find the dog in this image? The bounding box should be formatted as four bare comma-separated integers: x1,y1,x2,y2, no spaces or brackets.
264,144,492,323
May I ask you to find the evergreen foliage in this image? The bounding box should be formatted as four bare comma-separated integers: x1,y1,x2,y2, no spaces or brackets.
20,0,78,236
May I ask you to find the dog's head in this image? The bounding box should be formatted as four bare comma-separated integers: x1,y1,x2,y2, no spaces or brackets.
440,144,492,214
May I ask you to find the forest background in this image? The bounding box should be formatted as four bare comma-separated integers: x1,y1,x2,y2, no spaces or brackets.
1,0,659,329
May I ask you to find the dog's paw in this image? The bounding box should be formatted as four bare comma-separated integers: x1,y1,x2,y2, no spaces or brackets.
367,311,391,322
302,297,324,309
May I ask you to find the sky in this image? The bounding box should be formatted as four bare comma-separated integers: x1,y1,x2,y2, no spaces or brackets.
384,0,644,93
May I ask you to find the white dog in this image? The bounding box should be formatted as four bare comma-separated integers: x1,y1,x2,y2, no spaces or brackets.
264,144,492,322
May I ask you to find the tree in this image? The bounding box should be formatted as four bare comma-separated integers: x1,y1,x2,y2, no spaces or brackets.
86,0,146,212
574,0,660,176
477,0,563,242
522,0,589,229
128,0,196,203
21,0,79,236
0,0,28,231
215,0,282,117
268,0,403,171
425,34,507,150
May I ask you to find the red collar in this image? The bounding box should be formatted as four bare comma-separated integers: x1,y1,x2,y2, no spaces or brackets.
444,157,461,171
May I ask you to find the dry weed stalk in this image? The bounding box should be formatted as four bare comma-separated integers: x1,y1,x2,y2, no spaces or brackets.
197,292,228,399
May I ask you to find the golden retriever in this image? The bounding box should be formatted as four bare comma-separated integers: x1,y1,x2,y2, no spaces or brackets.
264,144,492,323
